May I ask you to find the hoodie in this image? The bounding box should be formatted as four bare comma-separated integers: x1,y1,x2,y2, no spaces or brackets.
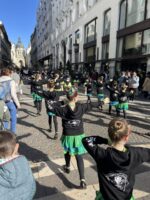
82,136,150,200
49,102,91,136
0,76,20,108
0,155,36,200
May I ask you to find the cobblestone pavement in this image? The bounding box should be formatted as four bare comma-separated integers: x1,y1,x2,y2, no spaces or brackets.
17,84,150,200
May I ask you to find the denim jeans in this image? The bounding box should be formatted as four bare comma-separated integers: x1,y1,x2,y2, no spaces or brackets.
3,121,9,130
6,101,17,133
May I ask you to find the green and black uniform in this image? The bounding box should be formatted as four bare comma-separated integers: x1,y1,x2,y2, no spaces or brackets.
48,101,91,181
83,136,150,200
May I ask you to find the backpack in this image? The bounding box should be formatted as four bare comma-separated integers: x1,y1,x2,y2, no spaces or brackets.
0,100,10,130
0,81,11,130
0,81,11,101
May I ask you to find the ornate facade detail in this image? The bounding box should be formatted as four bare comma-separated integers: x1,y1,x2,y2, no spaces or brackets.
11,37,26,68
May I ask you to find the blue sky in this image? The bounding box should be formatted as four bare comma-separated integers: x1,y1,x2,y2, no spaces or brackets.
0,0,39,48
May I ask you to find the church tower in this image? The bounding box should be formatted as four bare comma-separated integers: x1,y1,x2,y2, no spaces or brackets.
11,37,26,68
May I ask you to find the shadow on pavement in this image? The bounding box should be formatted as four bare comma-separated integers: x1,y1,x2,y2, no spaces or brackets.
19,108,37,117
21,102,34,108
19,141,80,199
34,182,75,200
18,114,51,138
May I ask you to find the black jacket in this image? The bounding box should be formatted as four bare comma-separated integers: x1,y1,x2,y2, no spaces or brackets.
38,90,66,112
107,85,119,102
30,79,48,94
95,81,104,94
83,136,150,200
49,102,91,136
118,91,128,103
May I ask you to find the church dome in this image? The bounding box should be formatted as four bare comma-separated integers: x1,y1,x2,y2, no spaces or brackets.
16,37,24,48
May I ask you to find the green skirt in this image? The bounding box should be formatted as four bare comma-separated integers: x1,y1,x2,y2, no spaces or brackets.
61,134,87,156
117,102,128,110
95,191,135,200
97,94,104,101
32,92,43,101
48,112,55,116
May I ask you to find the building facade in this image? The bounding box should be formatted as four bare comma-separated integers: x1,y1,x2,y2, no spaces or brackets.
30,28,38,68
26,44,32,68
34,0,150,77
0,21,11,67
36,0,52,69
11,38,26,68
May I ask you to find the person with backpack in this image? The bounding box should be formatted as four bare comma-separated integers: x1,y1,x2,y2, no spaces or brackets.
0,100,10,130
0,66,21,134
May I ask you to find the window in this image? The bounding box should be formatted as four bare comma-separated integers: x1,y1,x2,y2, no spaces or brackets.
147,0,150,19
124,32,142,55
85,19,96,43
103,9,111,36
119,0,147,29
102,42,109,59
117,38,123,58
119,0,126,29
69,35,72,50
126,0,145,27
76,2,79,19
86,0,89,10
75,30,80,44
70,10,72,25
85,46,96,63
142,29,150,54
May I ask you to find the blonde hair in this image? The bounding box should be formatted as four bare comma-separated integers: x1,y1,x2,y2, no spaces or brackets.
108,118,129,142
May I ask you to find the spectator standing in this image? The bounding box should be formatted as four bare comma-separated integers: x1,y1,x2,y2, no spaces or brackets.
11,68,21,100
128,72,140,100
0,131,36,199
142,72,150,98
0,67,21,134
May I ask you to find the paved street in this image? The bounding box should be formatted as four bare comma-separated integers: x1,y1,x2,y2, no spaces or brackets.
17,84,150,200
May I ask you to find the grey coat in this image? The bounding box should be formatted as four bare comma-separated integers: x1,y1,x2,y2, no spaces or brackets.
0,155,36,200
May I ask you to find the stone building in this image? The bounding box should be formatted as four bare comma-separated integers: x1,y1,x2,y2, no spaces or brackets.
30,28,37,68
11,37,26,68
36,0,52,69
26,44,32,68
34,0,150,77
0,21,11,67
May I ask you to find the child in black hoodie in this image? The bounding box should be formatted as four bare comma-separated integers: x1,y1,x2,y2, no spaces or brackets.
106,80,119,115
48,87,91,189
117,83,129,119
82,118,150,200
94,76,105,110
30,73,48,115
37,79,66,139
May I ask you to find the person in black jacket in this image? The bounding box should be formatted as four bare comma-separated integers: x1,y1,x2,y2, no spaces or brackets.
94,76,105,111
48,87,91,189
117,83,129,119
84,77,93,101
106,80,119,115
30,73,48,115
82,118,150,200
38,79,66,139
